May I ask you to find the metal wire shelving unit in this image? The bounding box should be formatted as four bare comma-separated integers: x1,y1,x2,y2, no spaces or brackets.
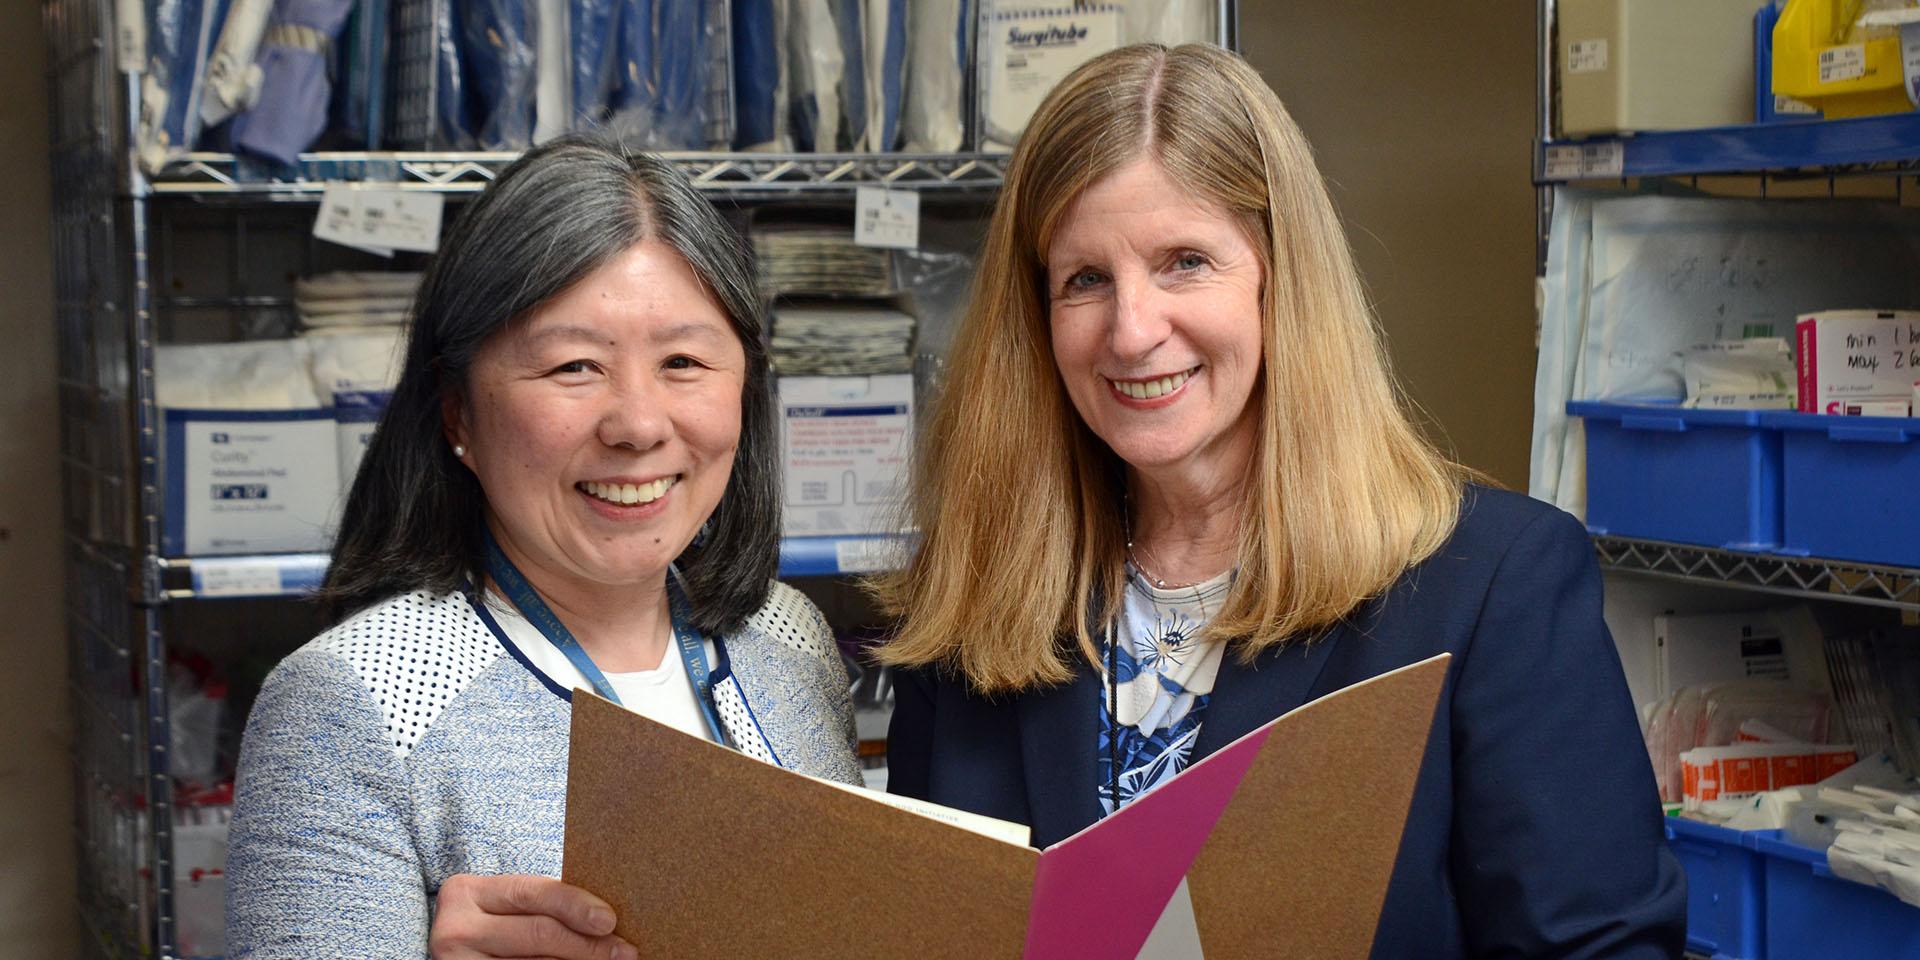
147,150,1012,198
49,2,1242,956
1535,0,1920,606
1591,536,1920,612
1533,9,1920,957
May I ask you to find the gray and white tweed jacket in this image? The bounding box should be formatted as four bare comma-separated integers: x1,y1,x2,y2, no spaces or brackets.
225,581,859,958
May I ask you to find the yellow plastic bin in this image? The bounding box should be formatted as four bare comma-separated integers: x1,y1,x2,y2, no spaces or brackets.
1771,0,1917,118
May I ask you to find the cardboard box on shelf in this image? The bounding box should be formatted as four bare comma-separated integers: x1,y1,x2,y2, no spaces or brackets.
778,374,913,537
1794,310,1920,413
1556,0,1769,137
161,408,341,556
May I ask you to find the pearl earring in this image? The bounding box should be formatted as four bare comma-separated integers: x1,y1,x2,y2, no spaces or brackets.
452,443,467,458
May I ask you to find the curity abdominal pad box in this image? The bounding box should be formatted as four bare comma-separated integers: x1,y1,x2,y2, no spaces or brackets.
1567,401,1782,550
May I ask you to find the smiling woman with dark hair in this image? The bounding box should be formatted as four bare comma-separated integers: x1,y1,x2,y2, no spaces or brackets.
226,134,858,959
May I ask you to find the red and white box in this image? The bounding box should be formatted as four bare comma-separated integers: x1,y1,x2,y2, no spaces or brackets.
1794,310,1920,414
1679,742,1858,809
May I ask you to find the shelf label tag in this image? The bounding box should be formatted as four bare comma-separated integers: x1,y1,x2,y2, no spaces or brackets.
1772,94,1820,117
834,538,902,574
314,184,444,255
1543,141,1624,181
1543,146,1582,180
194,559,286,598
1818,44,1866,84
1567,39,1608,74
854,187,919,250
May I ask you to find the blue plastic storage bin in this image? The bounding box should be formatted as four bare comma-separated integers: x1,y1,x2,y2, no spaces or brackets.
1568,401,1782,550
1752,834,1920,960
1666,818,1768,960
1761,411,1920,568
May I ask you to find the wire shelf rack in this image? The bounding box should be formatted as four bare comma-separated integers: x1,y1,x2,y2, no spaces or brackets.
1592,535,1920,612
146,151,1011,199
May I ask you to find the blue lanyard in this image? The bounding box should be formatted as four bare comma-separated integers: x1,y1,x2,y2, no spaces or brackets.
482,529,727,744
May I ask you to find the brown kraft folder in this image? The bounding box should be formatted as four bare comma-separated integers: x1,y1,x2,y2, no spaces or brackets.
564,652,1450,958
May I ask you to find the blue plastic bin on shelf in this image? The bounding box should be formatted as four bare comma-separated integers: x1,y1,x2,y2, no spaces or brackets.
1665,818,1768,960
1567,401,1782,550
1760,411,1920,568
1752,834,1920,960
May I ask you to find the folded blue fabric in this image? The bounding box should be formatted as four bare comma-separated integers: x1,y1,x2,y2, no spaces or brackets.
328,0,388,148
231,0,354,166
871,0,907,151
607,0,710,149
571,0,621,127
434,0,472,146
460,0,538,149
833,0,865,151
731,0,781,148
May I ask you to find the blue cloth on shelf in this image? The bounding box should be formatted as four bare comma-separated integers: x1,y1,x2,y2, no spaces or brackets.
570,0,621,127
731,0,782,148
606,0,710,149
459,0,538,149
329,0,388,148
432,0,472,147
229,0,354,166
870,0,906,151
832,0,865,151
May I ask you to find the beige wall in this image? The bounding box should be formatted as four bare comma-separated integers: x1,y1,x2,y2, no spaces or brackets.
1242,5,1539,488
0,3,77,958
0,7,1537,953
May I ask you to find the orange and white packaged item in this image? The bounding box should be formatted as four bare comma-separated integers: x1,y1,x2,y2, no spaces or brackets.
1680,742,1858,810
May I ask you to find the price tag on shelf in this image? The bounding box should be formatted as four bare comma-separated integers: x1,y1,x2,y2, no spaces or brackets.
193,559,286,598
314,184,444,256
315,184,393,257
1581,141,1625,178
834,538,902,574
1543,141,1624,181
854,187,920,250
357,189,445,252
1543,146,1582,181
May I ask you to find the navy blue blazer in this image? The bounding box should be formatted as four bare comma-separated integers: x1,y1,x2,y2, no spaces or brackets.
887,486,1686,959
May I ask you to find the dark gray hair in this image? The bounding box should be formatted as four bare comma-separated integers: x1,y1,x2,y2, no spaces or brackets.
322,133,779,636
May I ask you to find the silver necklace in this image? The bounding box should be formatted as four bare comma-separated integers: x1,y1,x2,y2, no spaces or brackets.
1121,495,1211,590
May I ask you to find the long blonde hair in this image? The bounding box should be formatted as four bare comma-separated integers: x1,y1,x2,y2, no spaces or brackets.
871,44,1463,694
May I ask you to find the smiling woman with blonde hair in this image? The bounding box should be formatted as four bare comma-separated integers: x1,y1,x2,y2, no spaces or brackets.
876,43,1684,958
